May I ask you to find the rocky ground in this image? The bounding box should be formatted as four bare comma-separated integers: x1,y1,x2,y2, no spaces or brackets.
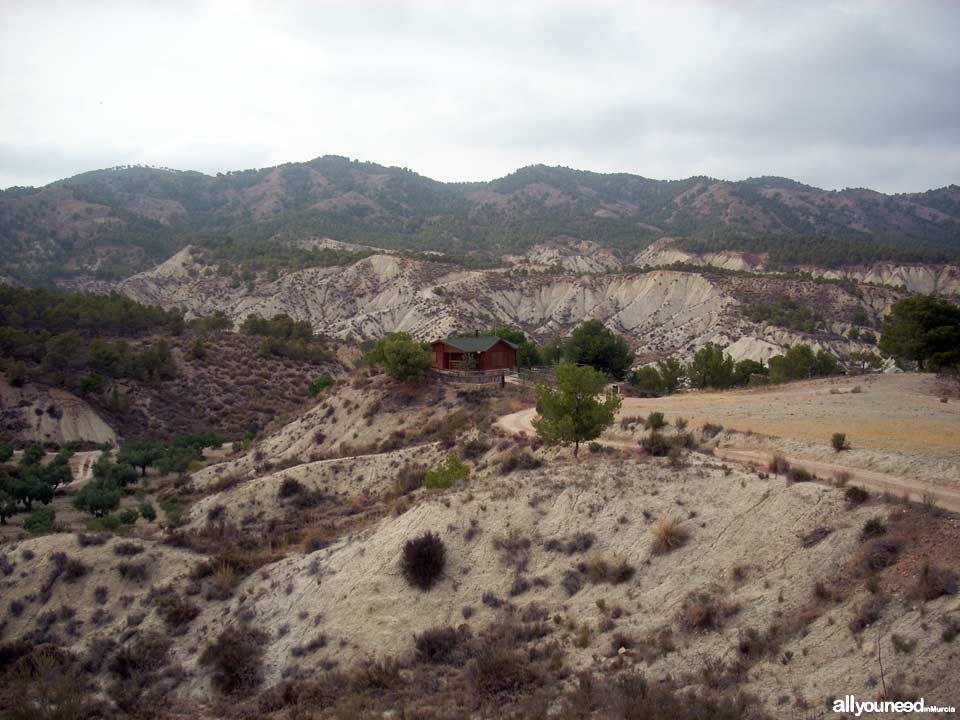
1,372,959,718
111,246,899,365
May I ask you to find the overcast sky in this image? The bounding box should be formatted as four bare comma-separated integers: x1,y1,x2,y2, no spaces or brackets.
1,0,958,193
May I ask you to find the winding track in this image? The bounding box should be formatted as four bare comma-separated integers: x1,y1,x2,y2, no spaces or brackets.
494,396,960,514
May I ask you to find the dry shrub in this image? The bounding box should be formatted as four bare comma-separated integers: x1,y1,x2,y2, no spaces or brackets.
401,531,446,591
630,628,676,663
544,532,596,556
290,635,328,657
651,517,689,554
563,670,756,719
492,530,532,572
831,432,849,451
891,634,917,654
1,646,91,720
562,569,584,596
277,477,305,499
460,437,491,460
677,590,739,633
394,464,427,495
578,553,635,585
154,591,200,633
116,561,149,583
212,561,238,598
510,576,531,596
108,630,171,679
199,626,268,696
414,625,468,664
913,564,959,601
813,581,843,603
786,467,814,484
942,618,960,642
645,412,666,430
112,542,145,557
700,422,723,440
801,526,833,547
640,431,671,456
767,453,790,475
620,415,645,430
845,485,869,505
860,516,886,539
465,640,539,698
849,594,887,634
862,540,900,572
76,533,110,547
736,625,782,661
499,449,542,475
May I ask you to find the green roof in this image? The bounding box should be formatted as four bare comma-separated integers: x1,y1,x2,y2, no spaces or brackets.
436,336,518,353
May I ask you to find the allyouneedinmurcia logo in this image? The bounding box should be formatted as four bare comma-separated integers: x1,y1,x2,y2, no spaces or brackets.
833,695,956,716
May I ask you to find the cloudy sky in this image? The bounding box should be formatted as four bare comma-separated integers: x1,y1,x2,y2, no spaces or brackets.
1,0,958,192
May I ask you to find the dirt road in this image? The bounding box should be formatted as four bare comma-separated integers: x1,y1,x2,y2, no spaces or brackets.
713,447,960,513
495,373,960,513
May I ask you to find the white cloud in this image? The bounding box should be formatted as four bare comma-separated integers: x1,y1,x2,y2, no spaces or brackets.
0,0,957,192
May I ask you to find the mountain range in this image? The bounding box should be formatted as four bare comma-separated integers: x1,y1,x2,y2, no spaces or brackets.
1,156,958,284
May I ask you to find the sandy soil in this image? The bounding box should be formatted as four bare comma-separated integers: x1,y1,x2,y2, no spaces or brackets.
609,374,959,458
6,453,959,715
496,373,960,508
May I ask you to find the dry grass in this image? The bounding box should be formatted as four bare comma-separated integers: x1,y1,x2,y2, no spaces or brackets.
651,517,689,554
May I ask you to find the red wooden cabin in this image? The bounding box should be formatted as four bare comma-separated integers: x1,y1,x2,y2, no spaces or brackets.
431,336,519,371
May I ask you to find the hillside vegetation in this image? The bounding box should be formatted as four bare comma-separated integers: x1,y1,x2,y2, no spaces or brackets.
3,158,959,283
0,287,347,444
1,369,958,718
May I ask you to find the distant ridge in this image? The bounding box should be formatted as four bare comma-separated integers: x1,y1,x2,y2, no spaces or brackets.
1,155,958,284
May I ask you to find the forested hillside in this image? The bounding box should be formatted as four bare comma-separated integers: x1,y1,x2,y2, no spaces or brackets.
1,157,958,283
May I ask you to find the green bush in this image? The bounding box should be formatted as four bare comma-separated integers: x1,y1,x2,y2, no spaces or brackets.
627,366,663,396
92,455,139,487
880,295,960,371
532,361,621,456
845,486,869,505
139,502,157,522
861,516,886,539
687,343,735,389
308,375,335,397
366,333,432,383
24,506,55,534
768,345,839,383
831,432,849,451
158,495,182,525
644,412,666,430
424,455,470,490
641,431,671,456
79,373,105,397
73,480,121,517
745,297,822,332
98,514,122,531
189,337,207,360
118,508,139,525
